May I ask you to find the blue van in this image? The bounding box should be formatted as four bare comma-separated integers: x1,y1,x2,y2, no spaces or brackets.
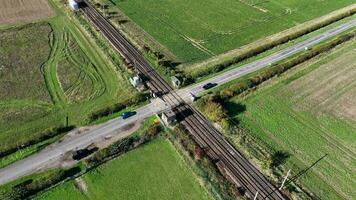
122,111,137,119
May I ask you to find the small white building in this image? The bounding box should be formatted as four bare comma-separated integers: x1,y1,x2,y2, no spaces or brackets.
190,93,197,102
68,0,79,10
171,76,181,88
130,76,141,88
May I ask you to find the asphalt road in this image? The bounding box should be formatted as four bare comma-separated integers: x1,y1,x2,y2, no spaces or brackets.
179,19,356,98
0,19,354,186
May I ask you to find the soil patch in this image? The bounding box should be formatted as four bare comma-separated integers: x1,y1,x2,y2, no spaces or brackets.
0,0,55,25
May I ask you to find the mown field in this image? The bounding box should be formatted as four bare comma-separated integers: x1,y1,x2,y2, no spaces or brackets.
113,0,354,63
228,40,356,199
0,0,54,26
36,139,213,200
0,1,137,165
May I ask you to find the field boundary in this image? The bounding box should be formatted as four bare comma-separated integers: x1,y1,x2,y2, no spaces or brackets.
0,0,55,26
96,0,178,61
179,4,356,78
194,32,356,199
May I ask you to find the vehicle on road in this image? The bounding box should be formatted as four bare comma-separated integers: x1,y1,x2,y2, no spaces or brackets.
202,83,217,90
122,111,137,119
104,135,112,140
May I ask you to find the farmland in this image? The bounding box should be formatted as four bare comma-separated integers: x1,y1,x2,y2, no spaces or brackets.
112,0,354,63
36,139,213,200
227,40,356,199
0,2,137,163
0,0,54,26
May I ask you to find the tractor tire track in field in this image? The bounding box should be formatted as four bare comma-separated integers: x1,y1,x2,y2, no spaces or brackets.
42,26,68,106
130,3,215,57
64,37,106,101
43,23,106,105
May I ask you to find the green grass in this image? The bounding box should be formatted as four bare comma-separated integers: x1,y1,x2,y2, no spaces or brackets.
112,0,354,63
182,15,356,79
227,40,356,199
0,134,63,169
0,0,138,162
0,23,52,102
36,139,213,200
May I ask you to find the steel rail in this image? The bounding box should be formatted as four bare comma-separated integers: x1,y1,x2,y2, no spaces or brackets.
81,1,286,199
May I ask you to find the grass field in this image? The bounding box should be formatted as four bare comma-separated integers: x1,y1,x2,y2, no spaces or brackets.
227,40,356,199
0,1,137,161
112,0,354,63
36,139,213,200
0,24,52,102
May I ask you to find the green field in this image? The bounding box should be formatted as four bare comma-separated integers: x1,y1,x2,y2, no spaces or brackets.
228,40,356,199
0,1,137,161
112,0,354,63
36,139,213,200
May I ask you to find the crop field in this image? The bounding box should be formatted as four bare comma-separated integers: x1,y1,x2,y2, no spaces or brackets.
0,6,137,161
113,0,354,63
0,24,52,102
228,40,356,199
36,139,213,200
0,23,59,153
50,25,107,103
0,0,55,25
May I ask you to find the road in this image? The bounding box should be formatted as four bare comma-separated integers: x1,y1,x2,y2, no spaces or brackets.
0,13,354,194
0,100,168,186
179,19,356,98
81,4,285,199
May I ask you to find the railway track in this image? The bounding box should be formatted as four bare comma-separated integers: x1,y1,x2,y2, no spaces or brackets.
81,1,286,199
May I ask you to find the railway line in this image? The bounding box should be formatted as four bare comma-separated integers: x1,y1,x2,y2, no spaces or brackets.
81,1,286,199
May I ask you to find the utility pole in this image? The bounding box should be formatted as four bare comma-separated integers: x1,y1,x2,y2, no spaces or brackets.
65,116,69,126
253,191,259,200
263,154,327,199
279,169,291,190
102,4,105,17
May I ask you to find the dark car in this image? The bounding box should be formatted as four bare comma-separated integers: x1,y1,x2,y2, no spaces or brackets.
122,111,137,119
202,83,217,90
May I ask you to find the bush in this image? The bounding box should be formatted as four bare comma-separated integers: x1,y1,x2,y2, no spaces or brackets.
0,126,75,158
170,125,237,200
88,93,149,122
1,122,162,200
2,167,82,200
196,94,231,131
195,31,355,135
218,31,355,99
85,124,161,168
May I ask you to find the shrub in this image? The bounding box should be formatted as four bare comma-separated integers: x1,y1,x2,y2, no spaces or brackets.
0,126,75,158
170,125,237,200
3,167,82,200
85,124,161,168
218,31,355,100
88,93,149,122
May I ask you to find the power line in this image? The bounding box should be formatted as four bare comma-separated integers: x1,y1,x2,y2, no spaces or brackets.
263,154,328,199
